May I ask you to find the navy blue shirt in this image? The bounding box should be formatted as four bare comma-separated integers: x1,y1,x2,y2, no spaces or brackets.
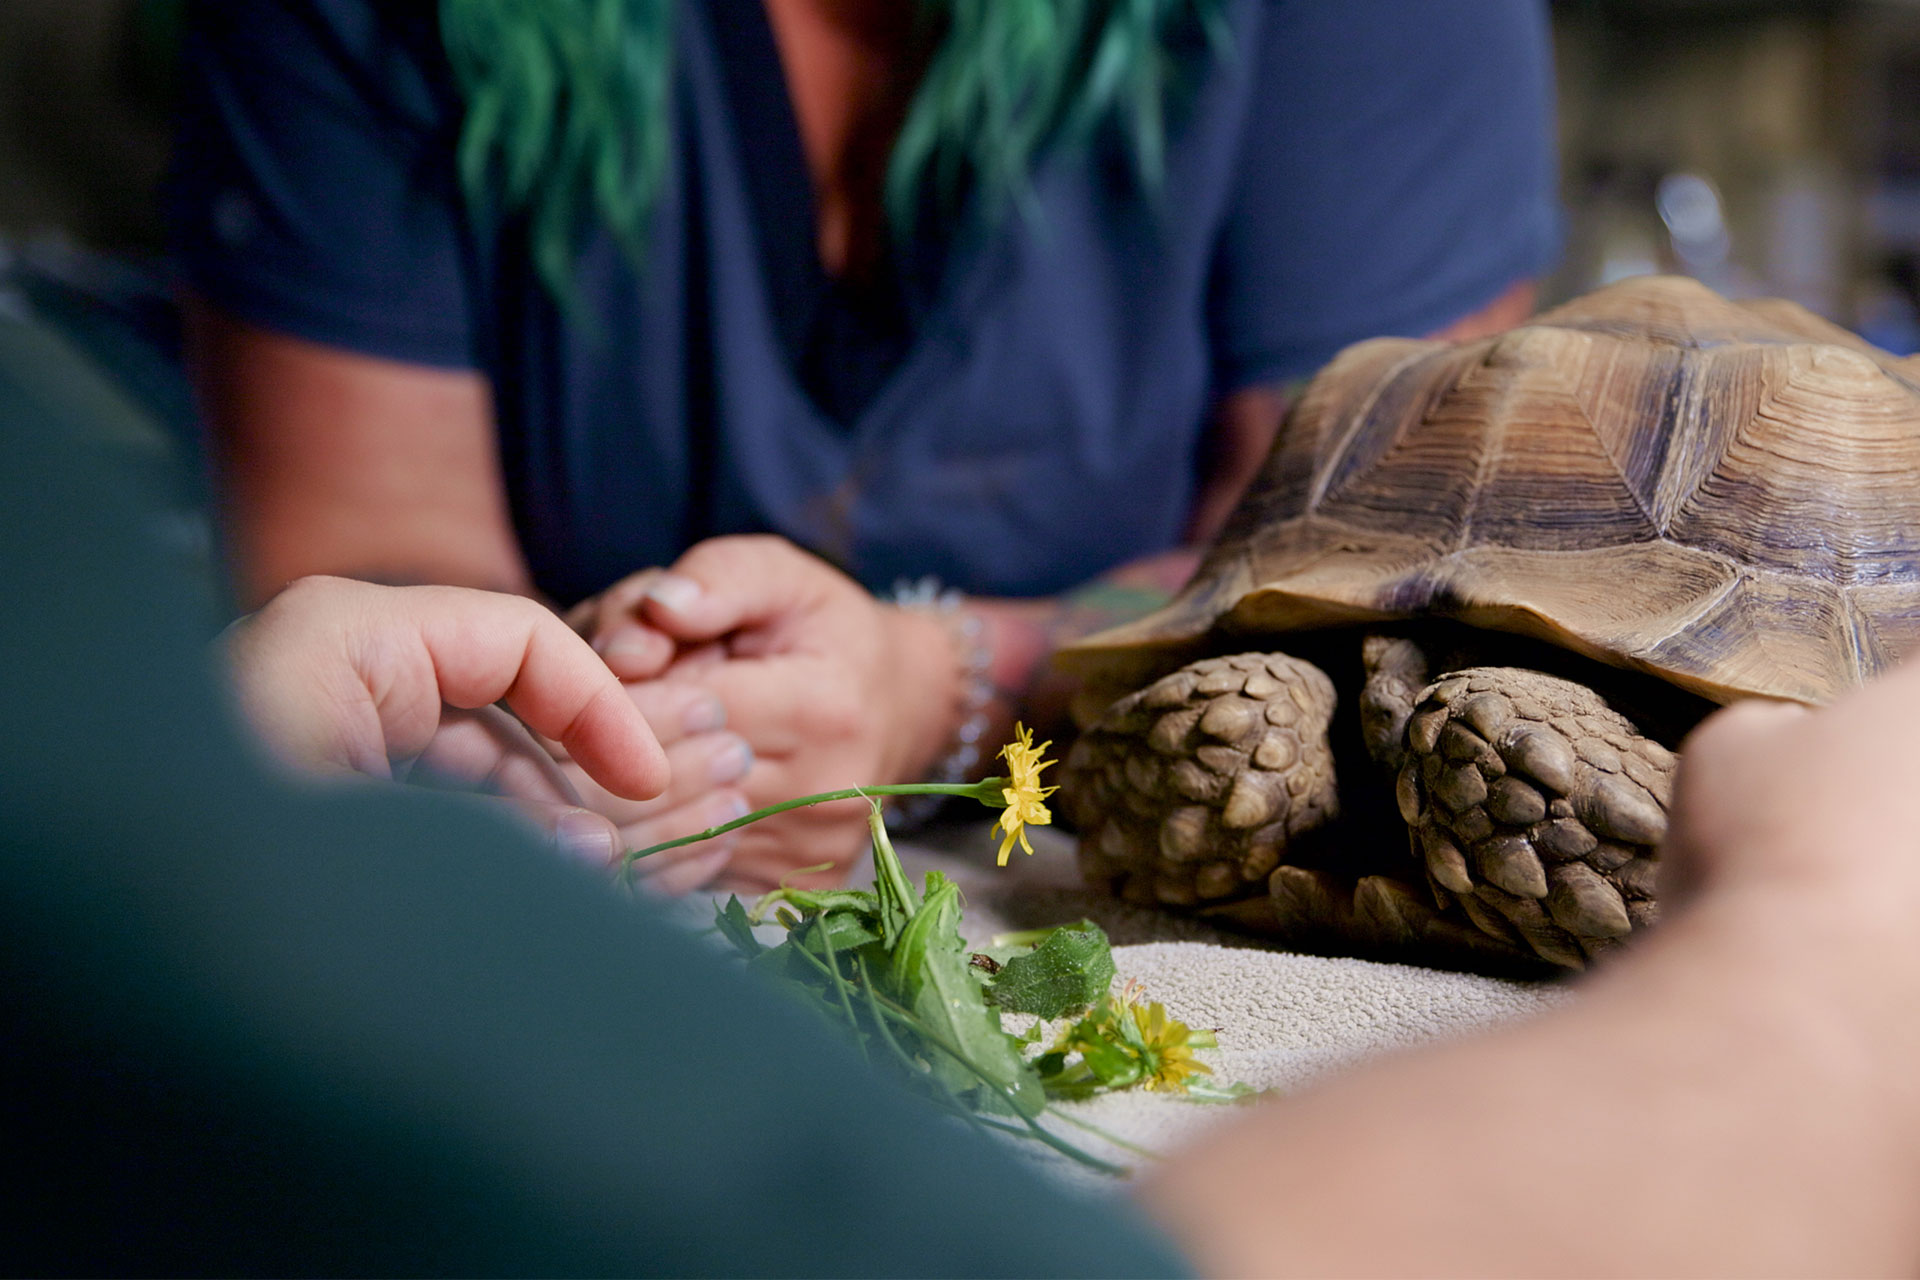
173,0,1560,604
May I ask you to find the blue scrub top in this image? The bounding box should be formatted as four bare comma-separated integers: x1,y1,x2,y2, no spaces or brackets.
172,0,1561,605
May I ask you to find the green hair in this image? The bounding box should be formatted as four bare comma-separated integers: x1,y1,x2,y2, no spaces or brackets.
439,0,1226,300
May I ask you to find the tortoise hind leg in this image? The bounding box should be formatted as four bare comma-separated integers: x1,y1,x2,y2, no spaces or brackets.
1064,652,1339,909
1395,666,1676,969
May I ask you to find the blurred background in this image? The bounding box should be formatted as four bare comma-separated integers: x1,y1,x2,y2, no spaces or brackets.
1553,0,1920,352
9,0,1920,351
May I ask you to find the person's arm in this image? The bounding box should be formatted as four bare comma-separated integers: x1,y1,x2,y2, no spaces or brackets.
171,4,538,607
1142,678,1920,1276
1185,280,1540,546
187,305,534,608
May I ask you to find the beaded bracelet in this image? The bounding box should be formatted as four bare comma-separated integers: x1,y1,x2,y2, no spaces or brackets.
887,576,996,827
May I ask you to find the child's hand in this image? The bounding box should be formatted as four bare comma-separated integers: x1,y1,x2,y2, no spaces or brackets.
224,576,668,866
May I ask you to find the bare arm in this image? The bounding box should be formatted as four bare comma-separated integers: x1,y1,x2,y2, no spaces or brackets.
186,302,535,607
1185,278,1541,546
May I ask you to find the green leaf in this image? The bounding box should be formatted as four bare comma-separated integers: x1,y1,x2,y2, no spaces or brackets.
712,895,763,958
895,877,1045,1117
987,921,1116,1018
699,800,1136,1171
792,909,885,956
1034,1061,1106,1101
751,886,877,922
868,804,920,944
1074,1035,1146,1090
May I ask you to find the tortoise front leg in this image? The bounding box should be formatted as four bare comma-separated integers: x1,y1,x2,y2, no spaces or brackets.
1064,653,1339,908
1392,666,1675,969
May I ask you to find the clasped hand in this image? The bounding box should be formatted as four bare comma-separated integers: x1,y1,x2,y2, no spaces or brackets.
568,535,960,893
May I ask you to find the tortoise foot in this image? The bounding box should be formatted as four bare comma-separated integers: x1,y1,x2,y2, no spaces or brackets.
1253,867,1554,975
1064,652,1339,909
1396,666,1674,969
1358,634,1430,769
1198,865,1558,976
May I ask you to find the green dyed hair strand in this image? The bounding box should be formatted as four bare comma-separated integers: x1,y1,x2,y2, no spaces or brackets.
439,0,1225,300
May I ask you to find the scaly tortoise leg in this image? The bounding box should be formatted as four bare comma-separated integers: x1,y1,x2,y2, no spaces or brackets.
1389,663,1676,969
1250,635,1554,973
1064,652,1339,909
1068,647,1554,973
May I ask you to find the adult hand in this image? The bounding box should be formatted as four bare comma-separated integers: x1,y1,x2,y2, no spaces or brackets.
552,571,758,893
1658,661,1920,977
570,541,1215,892
581,536,961,891
565,566,683,680
224,576,672,870
537,678,758,896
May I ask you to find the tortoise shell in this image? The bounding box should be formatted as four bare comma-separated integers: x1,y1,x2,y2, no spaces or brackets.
1068,276,1920,707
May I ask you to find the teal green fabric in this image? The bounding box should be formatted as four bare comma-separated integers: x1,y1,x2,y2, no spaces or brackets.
0,318,1190,1276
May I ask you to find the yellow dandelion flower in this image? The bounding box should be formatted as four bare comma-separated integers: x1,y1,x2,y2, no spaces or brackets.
1130,997,1215,1093
995,722,1059,866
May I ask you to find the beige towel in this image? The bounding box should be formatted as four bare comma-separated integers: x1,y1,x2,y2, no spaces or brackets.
897,823,1568,1184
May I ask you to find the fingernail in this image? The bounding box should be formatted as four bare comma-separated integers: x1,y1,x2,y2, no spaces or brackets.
645,574,702,613
707,735,754,785
554,809,617,865
601,628,659,664
711,791,751,824
682,695,727,734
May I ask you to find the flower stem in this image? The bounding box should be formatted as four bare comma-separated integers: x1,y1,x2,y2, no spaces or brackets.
867,806,919,921
623,779,1006,865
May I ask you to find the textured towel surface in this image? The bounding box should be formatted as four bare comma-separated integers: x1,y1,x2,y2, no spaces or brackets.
895,821,1570,1183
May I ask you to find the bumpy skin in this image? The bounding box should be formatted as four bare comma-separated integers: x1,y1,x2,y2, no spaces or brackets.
1398,667,1673,968
1066,653,1338,909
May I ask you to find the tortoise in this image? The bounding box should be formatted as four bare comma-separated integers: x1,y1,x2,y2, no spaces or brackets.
1058,275,1920,974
